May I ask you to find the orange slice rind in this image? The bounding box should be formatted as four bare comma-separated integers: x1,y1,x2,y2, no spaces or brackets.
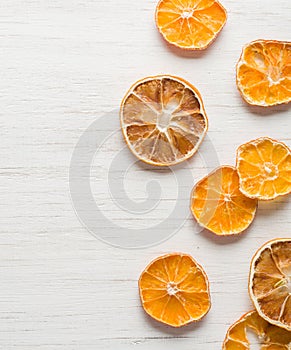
139,253,211,327
223,310,291,349
236,137,291,200
236,40,291,106
155,0,227,50
120,75,208,166
191,166,257,236
249,238,291,331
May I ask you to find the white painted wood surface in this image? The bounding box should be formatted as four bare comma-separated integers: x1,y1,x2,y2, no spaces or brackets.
0,0,290,349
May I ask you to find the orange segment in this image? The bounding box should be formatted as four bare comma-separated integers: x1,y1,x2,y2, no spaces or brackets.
249,239,291,331
236,40,291,106
223,311,291,349
120,76,208,166
190,166,257,236
155,0,227,50
139,253,211,327
236,137,291,200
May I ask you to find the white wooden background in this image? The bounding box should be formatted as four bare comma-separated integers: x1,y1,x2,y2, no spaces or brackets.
0,0,290,349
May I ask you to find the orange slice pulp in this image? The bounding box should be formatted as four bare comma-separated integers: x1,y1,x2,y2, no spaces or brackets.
249,238,291,331
120,75,208,166
156,0,227,50
191,166,257,236
223,310,291,349
139,253,211,327
236,137,291,200
237,40,291,106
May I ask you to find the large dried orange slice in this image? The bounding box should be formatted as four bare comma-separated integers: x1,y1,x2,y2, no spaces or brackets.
120,76,208,166
237,40,291,106
223,311,291,349
155,0,227,50
249,238,291,331
139,253,211,327
236,137,291,200
190,166,257,236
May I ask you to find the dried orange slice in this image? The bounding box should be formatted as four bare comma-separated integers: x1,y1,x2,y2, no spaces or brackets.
190,166,257,236
120,75,208,166
249,238,291,331
237,40,291,106
155,0,227,50
139,253,211,327
223,310,291,349
236,137,291,200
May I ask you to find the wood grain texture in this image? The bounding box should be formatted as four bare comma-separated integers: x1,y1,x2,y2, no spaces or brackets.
0,0,290,349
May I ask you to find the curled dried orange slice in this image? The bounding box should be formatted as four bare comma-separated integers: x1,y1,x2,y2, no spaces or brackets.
191,166,257,236
120,76,208,166
139,253,211,327
237,40,291,106
236,137,291,200
223,311,291,349
155,0,227,50
249,238,291,331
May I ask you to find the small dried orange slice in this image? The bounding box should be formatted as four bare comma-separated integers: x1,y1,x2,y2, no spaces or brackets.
223,310,291,349
237,40,291,106
120,75,208,166
155,0,227,50
191,166,257,236
139,253,211,327
249,238,291,331
236,137,291,200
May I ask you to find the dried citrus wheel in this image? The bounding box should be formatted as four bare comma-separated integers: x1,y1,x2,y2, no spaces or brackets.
249,238,291,331
139,253,211,327
155,0,227,50
236,40,291,106
190,166,257,236
223,310,291,349
120,75,208,166
236,137,291,200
